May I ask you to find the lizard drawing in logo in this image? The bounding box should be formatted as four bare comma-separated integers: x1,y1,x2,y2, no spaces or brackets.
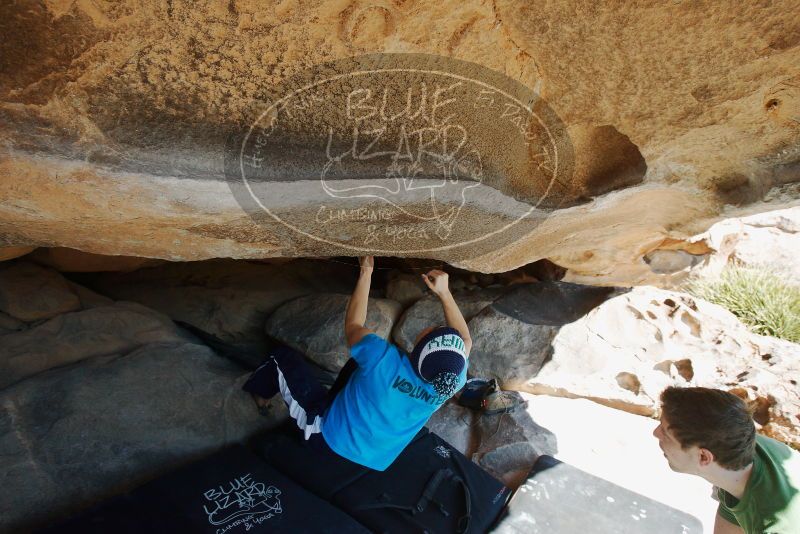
203,475,282,527
320,119,484,241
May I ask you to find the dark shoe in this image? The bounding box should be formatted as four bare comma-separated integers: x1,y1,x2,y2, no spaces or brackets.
483,390,527,415
242,357,279,399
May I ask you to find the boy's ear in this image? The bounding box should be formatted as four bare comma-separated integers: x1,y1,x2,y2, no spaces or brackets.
698,447,715,467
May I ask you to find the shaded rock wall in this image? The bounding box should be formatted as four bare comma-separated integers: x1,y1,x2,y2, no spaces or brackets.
0,260,280,531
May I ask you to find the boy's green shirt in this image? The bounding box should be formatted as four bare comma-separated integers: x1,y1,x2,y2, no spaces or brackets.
716,435,800,533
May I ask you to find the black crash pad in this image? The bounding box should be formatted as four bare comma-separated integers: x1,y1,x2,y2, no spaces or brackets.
255,427,510,533
493,455,703,533
41,444,369,533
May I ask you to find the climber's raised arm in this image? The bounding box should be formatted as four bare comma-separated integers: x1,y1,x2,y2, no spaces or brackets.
422,269,472,355
344,256,374,348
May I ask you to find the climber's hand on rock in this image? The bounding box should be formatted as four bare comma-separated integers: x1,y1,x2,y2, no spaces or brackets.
422,269,450,297
359,256,374,275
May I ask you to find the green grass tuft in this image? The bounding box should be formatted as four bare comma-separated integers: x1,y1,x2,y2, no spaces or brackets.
685,266,800,343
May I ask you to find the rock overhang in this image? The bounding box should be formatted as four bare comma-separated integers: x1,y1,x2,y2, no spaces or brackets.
1,0,798,283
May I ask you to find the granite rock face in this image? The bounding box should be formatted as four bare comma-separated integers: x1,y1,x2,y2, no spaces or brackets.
0,343,276,532
0,247,35,262
424,400,475,457
706,207,800,285
683,206,800,287
528,286,800,447
466,282,619,387
0,261,81,321
385,272,428,309
425,394,558,490
0,311,26,335
572,205,800,288
265,293,402,371
78,258,356,353
27,247,166,273
0,263,282,531
0,301,192,389
472,393,557,489
392,287,505,353
1,1,798,281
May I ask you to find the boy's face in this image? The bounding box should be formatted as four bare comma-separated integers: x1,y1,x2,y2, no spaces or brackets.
653,415,701,474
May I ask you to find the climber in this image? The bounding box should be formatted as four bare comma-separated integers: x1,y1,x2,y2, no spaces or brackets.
242,256,472,471
653,387,800,534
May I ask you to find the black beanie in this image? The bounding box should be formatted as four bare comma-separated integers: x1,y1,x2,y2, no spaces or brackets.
409,326,467,398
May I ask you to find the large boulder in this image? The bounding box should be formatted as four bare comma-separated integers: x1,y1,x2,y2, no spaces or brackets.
0,301,191,389
425,393,557,490
265,293,403,371
528,286,800,447
64,280,115,309
2,2,799,280
0,342,279,532
467,282,619,387
682,206,800,286
471,392,557,489
78,258,355,352
0,261,81,321
424,400,476,457
589,206,800,288
385,272,428,308
392,287,505,353
28,247,166,272
0,247,35,262
715,207,800,284
0,311,26,336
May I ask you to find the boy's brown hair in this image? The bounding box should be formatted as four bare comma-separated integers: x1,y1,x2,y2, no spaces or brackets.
659,387,756,471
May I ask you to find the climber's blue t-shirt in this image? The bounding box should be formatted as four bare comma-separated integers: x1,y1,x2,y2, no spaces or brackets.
322,334,467,471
